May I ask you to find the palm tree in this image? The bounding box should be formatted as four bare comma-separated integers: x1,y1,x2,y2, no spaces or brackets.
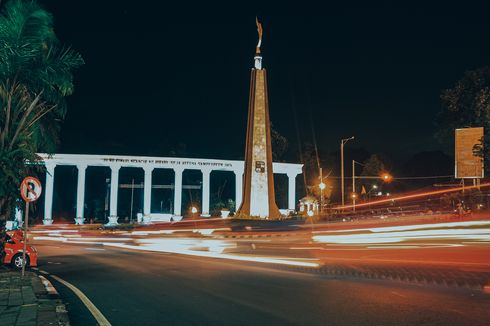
0,0,84,220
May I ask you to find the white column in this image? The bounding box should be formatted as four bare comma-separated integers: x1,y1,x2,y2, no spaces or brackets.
109,166,120,217
144,167,153,216
201,169,211,217
75,164,87,223
43,164,55,224
234,170,243,210
173,168,183,216
287,173,297,211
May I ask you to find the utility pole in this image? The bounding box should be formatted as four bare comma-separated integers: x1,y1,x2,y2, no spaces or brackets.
352,160,356,212
341,136,354,206
320,168,323,213
130,178,134,224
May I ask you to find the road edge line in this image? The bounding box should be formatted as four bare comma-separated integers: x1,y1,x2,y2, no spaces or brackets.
50,274,111,326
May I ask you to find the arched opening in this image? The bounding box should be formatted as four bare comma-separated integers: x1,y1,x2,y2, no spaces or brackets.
85,166,111,223
182,170,202,217
52,165,77,222
274,173,288,209
151,168,175,214
117,167,144,223
210,171,235,216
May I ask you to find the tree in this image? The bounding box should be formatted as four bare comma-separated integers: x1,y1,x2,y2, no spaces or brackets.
271,125,288,162
0,0,83,220
361,154,385,177
436,67,490,167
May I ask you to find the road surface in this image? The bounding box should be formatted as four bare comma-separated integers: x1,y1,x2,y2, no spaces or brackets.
34,241,490,325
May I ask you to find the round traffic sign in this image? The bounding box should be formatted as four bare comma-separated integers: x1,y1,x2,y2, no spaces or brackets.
20,176,42,202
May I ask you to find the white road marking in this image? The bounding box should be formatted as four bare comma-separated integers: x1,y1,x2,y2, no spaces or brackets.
391,291,407,298
38,275,59,295
484,283,490,294
84,247,106,251
50,274,111,326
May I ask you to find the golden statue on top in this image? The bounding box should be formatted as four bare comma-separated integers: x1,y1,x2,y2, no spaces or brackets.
256,17,263,54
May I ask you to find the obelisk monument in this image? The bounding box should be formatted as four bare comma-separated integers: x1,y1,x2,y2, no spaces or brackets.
236,18,281,219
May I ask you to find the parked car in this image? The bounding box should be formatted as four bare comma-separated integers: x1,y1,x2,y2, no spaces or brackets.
2,230,38,269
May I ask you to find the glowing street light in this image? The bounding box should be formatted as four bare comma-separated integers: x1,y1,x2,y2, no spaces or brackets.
191,206,198,214
381,173,393,182
319,182,326,190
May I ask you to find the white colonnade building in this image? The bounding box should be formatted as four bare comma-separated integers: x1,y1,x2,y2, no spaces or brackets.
39,154,303,225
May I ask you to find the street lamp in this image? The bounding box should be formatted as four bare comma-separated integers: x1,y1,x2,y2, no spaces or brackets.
319,181,325,214
351,160,365,213
319,167,327,213
381,173,393,182
367,184,378,200
341,136,354,206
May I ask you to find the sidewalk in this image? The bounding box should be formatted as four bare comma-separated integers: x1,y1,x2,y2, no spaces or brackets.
0,266,69,326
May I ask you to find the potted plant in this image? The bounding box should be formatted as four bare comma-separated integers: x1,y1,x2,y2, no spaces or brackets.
220,208,230,218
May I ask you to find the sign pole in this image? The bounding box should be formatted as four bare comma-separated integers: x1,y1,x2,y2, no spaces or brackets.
19,176,42,278
22,201,29,277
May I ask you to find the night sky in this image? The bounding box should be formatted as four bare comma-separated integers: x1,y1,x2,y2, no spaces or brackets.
39,1,490,163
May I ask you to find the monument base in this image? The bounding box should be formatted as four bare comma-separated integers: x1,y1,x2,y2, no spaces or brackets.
43,219,53,225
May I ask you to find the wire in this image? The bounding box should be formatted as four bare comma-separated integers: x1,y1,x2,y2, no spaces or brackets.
326,175,453,180
394,175,454,180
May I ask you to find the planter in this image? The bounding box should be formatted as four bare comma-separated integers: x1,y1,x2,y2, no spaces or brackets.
142,215,152,224
221,210,230,218
106,216,119,226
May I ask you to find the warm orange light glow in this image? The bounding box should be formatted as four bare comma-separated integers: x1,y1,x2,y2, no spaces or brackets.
351,193,357,199
319,182,326,190
334,181,490,210
381,172,393,182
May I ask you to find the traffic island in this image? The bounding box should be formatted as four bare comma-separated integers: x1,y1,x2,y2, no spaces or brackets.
0,267,69,326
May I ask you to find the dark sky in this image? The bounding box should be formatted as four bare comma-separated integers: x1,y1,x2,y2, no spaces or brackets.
39,1,490,163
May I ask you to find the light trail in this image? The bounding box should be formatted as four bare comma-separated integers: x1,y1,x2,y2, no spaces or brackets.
33,235,320,267
334,182,490,210
312,220,490,234
312,221,490,245
105,239,320,267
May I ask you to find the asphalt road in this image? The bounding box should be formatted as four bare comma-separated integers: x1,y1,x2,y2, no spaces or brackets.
33,241,490,326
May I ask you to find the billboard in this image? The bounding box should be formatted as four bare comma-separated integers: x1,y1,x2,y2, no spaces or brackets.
455,127,484,179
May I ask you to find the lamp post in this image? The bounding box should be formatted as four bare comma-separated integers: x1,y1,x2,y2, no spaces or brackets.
319,174,326,215
129,178,134,224
341,136,354,206
352,160,356,212
368,184,378,200
352,160,364,213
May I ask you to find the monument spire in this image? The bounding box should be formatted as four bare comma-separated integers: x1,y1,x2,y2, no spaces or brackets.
236,19,281,219
254,17,263,70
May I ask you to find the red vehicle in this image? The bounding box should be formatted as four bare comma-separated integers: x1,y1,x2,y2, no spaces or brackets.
2,230,38,269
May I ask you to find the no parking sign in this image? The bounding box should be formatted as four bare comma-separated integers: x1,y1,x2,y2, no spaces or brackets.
20,176,42,202
19,176,42,277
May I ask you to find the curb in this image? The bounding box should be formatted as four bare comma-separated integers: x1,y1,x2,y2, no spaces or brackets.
33,270,70,325
273,264,490,292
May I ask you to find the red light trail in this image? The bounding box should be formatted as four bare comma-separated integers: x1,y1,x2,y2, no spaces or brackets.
335,182,490,210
